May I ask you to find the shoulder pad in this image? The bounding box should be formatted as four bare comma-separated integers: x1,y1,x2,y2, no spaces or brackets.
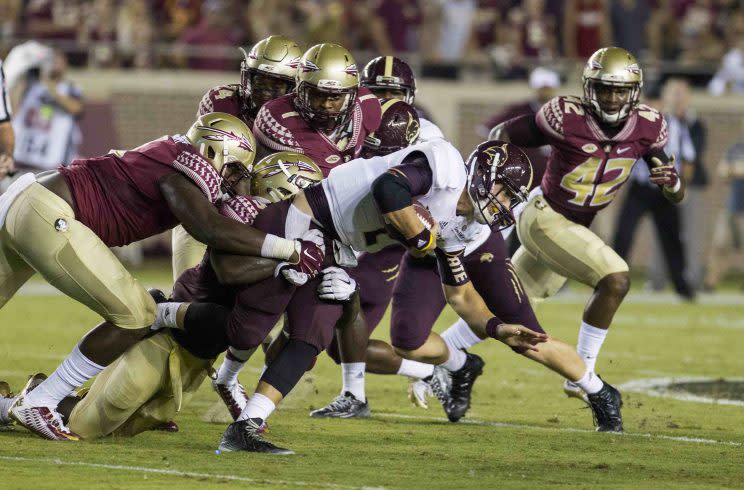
634,104,667,149
253,98,302,151
197,84,241,117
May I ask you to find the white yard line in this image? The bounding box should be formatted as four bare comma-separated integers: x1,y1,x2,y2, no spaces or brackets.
374,412,743,447
0,455,382,489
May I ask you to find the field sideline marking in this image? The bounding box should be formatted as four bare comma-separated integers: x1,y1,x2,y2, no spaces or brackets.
0,455,382,489
619,377,744,407
374,413,743,447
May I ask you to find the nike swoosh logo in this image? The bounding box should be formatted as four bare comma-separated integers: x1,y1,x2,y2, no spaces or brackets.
617,147,631,154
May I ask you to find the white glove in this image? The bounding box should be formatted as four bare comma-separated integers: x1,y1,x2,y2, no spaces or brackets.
317,267,357,302
275,262,309,286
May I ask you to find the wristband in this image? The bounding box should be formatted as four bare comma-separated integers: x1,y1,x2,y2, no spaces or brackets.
406,228,434,253
261,233,297,261
485,316,505,339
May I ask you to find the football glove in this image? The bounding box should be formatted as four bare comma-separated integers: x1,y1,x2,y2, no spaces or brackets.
285,229,325,278
649,156,680,189
317,267,358,302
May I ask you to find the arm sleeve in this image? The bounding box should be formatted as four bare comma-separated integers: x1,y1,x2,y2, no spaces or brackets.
434,248,470,286
371,151,433,214
500,114,550,147
642,147,671,167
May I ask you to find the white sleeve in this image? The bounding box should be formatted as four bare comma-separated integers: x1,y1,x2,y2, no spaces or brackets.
0,60,10,122
418,118,444,142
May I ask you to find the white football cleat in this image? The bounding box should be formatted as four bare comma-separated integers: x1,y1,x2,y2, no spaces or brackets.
407,378,432,409
212,379,249,422
563,379,590,405
10,395,80,441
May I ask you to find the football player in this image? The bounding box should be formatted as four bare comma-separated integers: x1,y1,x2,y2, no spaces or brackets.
252,42,382,170
0,158,319,439
207,42,381,411
468,47,684,401
171,135,624,453
172,35,303,280
1,113,324,440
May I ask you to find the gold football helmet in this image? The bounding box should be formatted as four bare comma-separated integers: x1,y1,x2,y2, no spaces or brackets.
186,112,256,192
240,35,303,110
250,151,323,203
582,47,643,124
295,43,359,131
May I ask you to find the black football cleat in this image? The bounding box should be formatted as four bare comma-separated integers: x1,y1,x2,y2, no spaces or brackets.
309,392,370,419
445,353,484,422
218,418,293,454
148,288,168,304
587,379,623,433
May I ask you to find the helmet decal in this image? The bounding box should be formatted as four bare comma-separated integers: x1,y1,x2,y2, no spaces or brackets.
197,125,254,152
343,64,358,76
300,60,321,73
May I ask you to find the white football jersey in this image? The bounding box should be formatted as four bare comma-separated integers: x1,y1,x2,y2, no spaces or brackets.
418,118,444,142
323,139,465,252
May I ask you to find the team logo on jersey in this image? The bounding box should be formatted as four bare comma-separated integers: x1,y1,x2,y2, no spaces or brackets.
582,143,599,153
343,64,358,76
326,155,341,164
480,252,494,263
198,126,254,152
300,60,321,73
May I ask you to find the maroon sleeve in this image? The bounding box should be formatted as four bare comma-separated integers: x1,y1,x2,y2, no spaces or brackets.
358,86,382,133
371,152,434,213
434,248,470,286
502,114,550,147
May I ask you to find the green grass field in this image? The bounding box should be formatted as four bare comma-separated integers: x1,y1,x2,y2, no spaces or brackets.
1,265,743,489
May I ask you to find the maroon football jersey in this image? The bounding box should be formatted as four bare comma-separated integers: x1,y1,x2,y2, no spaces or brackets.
253,86,382,176
59,135,222,247
196,84,255,128
172,195,267,306
536,95,667,225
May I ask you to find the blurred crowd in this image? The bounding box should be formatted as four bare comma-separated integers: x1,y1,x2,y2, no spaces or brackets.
1,0,744,86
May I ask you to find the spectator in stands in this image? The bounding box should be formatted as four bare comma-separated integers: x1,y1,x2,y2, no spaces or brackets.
22,0,86,64
563,0,611,62
708,35,744,95
703,114,744,292
420,0,477,78
0,56,15,187
162,0,202,41
648,0,682,62
609,0,652,61
80,0,118,67
0,0,23,41
370,0,422,55
177,0,246,71
499,0,557,78
116,0,155,68
612,78,699,300
677,0,725,65
11,48,84,174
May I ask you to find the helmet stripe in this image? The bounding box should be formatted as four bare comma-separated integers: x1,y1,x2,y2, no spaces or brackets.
384,56,393,77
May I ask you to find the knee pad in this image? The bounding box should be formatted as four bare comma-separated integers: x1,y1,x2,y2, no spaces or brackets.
261,340,319,397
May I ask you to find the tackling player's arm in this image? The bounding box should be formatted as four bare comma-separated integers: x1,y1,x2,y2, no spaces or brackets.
209,251,278,285
435,248,547,351
160,173,299,261
643,148,686,203
371,152,438,256
488,114,549,147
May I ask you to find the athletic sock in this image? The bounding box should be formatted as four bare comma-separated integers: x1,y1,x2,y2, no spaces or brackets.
341,362,366,402
576,322,608,373
441,318,483,351
440,346,467,372
574,369,603,395
397,359,435,380
25,345,103,407
216,348,254,386
238,392,275,422
152,302,182,331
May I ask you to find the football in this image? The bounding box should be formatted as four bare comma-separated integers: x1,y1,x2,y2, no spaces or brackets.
384,200,435,243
